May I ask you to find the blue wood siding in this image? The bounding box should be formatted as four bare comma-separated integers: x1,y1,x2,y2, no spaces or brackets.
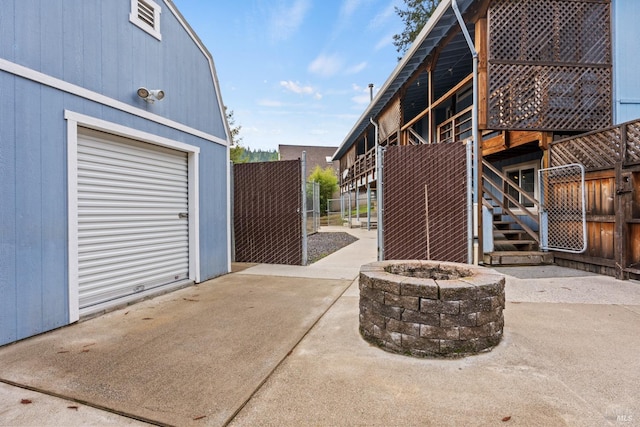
199,144,230,279
1,0,229,346
5,0,226,139
614,0,640,123
0,73,18,344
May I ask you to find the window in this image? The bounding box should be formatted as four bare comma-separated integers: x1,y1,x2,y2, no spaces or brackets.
130,0,161,41
504,162,538,210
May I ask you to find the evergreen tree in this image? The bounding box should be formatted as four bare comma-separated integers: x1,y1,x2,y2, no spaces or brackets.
393,0,441,57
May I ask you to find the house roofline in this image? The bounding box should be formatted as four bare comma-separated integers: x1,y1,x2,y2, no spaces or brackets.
332,0,475,161
164,0,232,145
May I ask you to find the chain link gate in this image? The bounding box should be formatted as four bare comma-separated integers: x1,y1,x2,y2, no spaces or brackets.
538,164,587,253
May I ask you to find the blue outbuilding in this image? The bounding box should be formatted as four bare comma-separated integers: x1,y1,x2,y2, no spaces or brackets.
0,0,231,346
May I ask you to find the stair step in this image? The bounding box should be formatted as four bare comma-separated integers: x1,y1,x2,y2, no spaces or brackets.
493,220,516,226
494,230,527,236
483,251,554,266
493,239,536,245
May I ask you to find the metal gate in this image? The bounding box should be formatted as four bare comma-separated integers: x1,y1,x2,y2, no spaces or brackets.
538,164,587,253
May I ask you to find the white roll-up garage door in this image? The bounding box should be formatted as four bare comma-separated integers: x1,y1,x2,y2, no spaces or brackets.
77,128,190,310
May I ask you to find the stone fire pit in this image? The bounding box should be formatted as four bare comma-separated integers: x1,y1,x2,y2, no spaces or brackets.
359,260,505,358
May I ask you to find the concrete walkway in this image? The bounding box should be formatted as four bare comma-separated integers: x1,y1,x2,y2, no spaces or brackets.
1,226,639,426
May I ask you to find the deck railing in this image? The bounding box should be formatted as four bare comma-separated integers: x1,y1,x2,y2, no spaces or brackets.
437,106,472,143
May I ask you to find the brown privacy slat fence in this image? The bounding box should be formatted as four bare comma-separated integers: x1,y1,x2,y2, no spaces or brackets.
487,0,612,131
383,144,468,262
233,160,302,265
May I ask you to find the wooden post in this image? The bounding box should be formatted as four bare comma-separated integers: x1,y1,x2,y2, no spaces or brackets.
615,124,629,279
475,17,488,130
475,18,488,260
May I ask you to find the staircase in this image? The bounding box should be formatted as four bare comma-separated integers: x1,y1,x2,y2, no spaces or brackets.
481,160,554,266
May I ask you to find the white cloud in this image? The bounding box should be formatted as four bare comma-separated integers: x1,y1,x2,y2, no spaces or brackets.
374,32,395,51
352,94,371,105
308,54,344,77
345,62,367,75
268,0,312,42
280,80,315,95
280,80,323,100
351,83,377,105
340,0,364,19
368,1,397,30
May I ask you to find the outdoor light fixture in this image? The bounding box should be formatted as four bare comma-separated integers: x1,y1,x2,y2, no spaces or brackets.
137,87,165,103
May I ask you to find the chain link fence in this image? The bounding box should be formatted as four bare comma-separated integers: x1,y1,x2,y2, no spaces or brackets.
326,192,377,227
306,181,320,234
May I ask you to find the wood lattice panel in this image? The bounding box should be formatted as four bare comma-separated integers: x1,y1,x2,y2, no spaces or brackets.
378,98,400,142
487,0,612,131
489,0,611,64
626,122,640,164
550,119,640,170
550,128,620,169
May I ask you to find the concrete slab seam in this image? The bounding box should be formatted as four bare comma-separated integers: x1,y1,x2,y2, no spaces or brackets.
0,378,166,426
221,277,357,427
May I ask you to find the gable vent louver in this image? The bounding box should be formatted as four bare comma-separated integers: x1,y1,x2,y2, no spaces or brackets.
130,0,161,40
137,0,155,28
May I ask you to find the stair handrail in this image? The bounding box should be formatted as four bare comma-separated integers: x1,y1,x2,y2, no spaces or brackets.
483,174,539,224
482,160,539,209
482,184,540,244
407,127,428,145
481,159,540,244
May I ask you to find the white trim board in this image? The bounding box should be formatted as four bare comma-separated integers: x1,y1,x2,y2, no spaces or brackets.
163,0,234,143
0,58,227,147
66,111,201,322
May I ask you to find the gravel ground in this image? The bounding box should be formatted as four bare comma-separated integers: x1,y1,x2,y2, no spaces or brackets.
307,232,358,264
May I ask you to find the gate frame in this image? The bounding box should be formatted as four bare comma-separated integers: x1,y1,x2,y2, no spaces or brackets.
538,163,587,254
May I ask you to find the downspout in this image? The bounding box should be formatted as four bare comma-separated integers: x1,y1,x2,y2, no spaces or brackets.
452,0,479,265
370,117,383,261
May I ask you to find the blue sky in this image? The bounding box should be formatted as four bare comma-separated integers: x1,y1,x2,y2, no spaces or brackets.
172,0,405,151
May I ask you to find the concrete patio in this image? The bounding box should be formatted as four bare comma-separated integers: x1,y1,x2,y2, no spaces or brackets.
0,227,638,426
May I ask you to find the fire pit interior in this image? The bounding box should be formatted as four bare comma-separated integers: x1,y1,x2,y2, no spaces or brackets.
359,260,505,358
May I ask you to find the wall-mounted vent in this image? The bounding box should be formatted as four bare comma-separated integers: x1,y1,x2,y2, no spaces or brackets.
137,0,155,27
130,0,162,41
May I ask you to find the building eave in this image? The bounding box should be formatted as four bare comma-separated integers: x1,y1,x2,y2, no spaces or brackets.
332,0,476,161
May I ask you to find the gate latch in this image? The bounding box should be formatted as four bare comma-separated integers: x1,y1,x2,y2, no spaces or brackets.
178,212,189,219
617,172,633,194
